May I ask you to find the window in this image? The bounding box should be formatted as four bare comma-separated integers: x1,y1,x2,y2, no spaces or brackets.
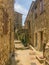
34,5,37,19
28,21,30,29
35,13,37,19
40,0,44,14
35,33,37,47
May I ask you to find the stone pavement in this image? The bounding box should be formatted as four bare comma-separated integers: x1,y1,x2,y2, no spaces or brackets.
14,40,25,49
14,42,44,65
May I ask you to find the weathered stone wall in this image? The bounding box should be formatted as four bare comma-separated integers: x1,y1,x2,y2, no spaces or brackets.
25,0,49,64
25,0,49,50
0,0,14,65
25,1,35,46
33,0,49,50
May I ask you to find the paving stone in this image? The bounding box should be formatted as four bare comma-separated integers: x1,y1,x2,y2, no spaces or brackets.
31,62,36,65
15,42,44,65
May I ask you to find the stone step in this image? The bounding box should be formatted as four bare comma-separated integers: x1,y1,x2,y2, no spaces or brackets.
45,60,49,65
36,56,45,63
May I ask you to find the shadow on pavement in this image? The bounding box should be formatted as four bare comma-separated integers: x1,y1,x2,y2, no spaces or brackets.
15,47,29,50
11,56,16,65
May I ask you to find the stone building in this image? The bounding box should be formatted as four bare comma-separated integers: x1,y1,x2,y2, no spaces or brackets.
14,12,22,40
25,0,49,64
25,0,49,50
25,1,35,46
14,12,22,31
32,0,49,51
0,0,14,65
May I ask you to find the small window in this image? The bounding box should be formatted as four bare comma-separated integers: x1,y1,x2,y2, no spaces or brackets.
28,21,30,29
40,0,44,14
34,5,37,19
35,5,37,9
35,13,37,19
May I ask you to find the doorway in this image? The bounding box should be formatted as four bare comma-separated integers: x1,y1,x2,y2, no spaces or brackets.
35,33,37,47
40,31,43,51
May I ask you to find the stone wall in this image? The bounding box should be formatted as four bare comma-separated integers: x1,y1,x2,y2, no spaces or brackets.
25,0,49,50
0,0,14,65
33,0,49,50
25,1,35,46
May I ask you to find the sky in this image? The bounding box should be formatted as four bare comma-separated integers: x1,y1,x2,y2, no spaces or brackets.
14,0,35,26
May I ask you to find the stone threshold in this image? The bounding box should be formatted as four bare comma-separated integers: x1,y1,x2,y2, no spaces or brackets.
36,56,45,63
45,60,49,65
29,45,44,63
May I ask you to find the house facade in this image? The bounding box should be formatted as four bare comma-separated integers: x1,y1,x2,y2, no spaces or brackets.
25,0,49,50
25,0,49,64
14,12,22,31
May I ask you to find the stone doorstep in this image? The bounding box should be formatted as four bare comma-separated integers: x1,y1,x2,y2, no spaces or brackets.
29,45,45,63
45,60,49,65
36,55,45,63
24,46,29,49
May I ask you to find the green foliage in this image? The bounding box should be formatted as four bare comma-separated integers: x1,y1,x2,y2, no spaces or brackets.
21,34,29,47
14,31,29,47
14,32,18,40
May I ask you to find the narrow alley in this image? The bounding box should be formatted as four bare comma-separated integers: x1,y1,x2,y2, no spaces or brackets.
14,40,44,65
0,0,49,65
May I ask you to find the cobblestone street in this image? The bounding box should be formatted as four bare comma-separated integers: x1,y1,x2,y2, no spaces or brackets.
14,41,44,65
